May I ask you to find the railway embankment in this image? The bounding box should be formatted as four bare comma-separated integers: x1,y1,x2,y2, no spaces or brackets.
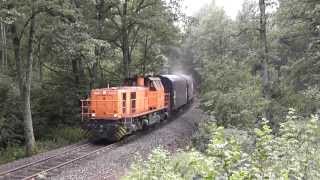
0,102,204,180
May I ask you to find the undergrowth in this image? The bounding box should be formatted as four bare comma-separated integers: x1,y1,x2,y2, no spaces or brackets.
123,109,320,179
0,127,87,165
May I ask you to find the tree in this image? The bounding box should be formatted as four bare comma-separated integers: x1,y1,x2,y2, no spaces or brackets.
102,0,179,78
0,22,7,71
0,2,19,72
258,0,272,122
277,0,320,88
8,0,75,155
9,2,37,155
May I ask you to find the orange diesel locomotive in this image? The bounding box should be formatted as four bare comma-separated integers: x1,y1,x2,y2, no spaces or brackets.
81,75,194,141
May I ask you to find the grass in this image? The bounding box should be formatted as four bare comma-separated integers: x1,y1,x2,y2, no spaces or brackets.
0,127,88,165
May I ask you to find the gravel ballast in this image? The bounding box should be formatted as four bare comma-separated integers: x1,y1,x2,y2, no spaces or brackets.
0,102,204,180
55,103,204,180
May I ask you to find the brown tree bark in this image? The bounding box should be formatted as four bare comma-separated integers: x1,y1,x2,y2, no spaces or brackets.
1,22,7,71
37,38,43,82
259,0,272,121
72,58,80,87
89,0,105,88
121,0,131,78
24,11,37,155
11,14,37,155
142,35,148,74
0,22,3,70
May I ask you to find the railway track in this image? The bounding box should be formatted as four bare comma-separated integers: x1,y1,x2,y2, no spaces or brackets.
0,142,120,180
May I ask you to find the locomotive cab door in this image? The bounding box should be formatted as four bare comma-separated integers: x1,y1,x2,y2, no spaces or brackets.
148,78,164,110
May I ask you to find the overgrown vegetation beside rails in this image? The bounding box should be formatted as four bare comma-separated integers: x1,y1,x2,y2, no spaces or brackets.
123,111,320,179
0,74,89,163
0,127,87,165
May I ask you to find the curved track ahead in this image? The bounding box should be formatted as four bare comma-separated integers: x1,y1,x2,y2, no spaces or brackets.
0,142,120,180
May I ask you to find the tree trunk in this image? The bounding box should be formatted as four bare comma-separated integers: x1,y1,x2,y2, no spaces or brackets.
88,62,97,89
142,35,148,74
122,0,131,78
1,22,7,71
72,0,81,8
72,58,80,87
37,39,43,82
122,35,130,78
0,22,3,70
90,0,105,88
11,17,36,156
96,0,105,36
11,25,23,92
24,11,37,156
259,0,272,121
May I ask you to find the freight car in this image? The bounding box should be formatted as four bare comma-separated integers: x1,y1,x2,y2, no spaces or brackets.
81,74,194,141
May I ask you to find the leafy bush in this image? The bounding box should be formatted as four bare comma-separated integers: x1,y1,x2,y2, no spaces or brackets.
200,58,267,128
122,148,182,180
0,75,24,148
191,120,217,152
41,127,87,145
124,110,320,179
0,145,26,164
0,127,87,165
0,75,87,164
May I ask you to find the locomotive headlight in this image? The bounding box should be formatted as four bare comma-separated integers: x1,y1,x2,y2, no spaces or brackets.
114,114,118,118
92,113,96,117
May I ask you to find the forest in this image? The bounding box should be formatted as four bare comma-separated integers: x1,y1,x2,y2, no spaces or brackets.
0,0,320,179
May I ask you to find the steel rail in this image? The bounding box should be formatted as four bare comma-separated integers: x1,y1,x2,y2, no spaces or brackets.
0,142,91,178
21,143,119,180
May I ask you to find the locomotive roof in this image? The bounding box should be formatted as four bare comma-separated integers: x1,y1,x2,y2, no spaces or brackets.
178,74,193,83
92,86,147,91
160,74,186,82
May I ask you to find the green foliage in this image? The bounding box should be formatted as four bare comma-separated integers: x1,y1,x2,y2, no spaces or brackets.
184,0,319,130
0,145,25,164
192,120,217,152
0,75,24,147
200,57,267,128
122,148,182,180
0,127,86,165
42,127,87,144
124,110,320,179
0,6,21,24
182,2,268,128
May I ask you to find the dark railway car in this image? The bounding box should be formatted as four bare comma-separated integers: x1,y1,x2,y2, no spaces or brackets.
180,74,194,102
160,75,188,111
